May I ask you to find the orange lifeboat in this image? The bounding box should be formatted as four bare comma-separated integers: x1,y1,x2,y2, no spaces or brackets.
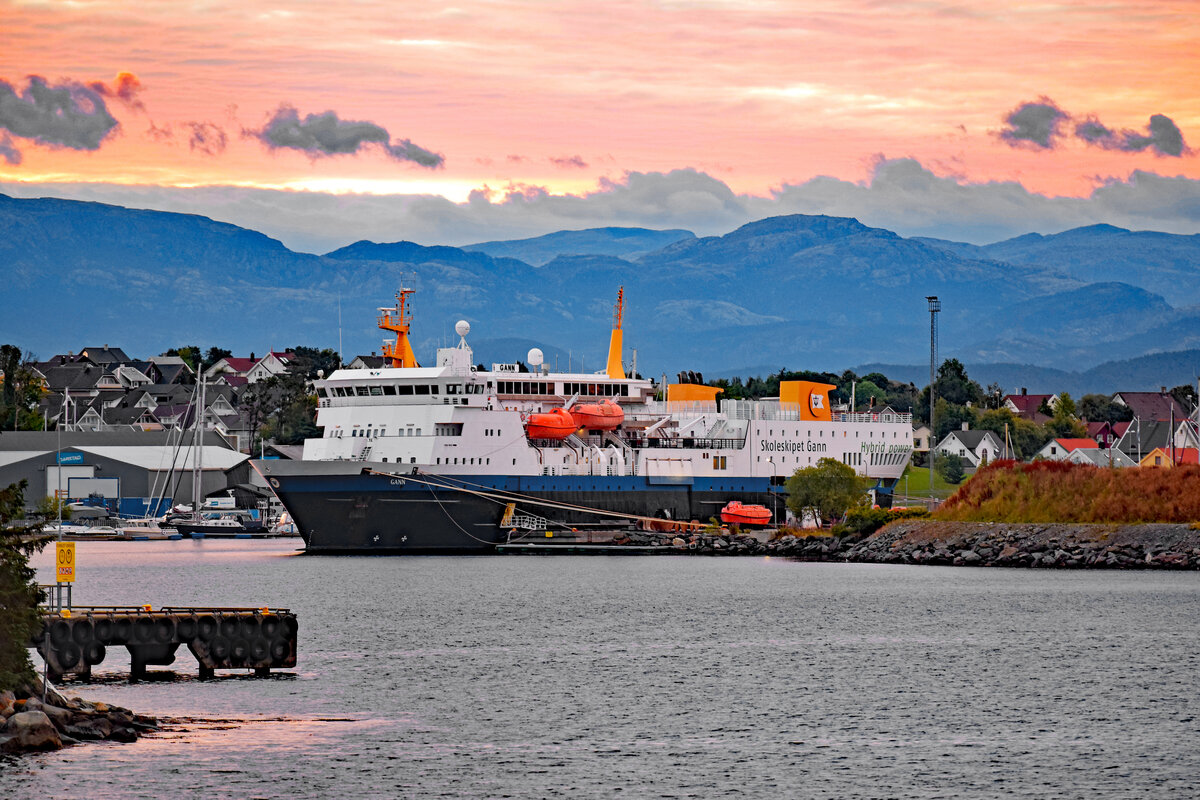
525,408,577,440
571,400,624,431
719,501,772,527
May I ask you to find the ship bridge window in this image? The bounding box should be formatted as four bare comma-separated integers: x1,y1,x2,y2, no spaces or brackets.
447,384,460,394
397,384,414,395
355,386,370,397
316,388,327,398
415,385,430,395
383,385,396,396
369,386,383,396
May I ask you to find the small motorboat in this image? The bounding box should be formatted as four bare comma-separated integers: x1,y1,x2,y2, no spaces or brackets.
571,400,624,430
719,501,772,526
525,408,577,440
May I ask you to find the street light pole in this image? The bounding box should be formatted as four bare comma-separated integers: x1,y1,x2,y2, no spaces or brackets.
926,296,940,500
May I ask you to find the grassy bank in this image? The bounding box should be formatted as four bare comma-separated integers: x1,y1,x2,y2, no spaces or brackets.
935,461,1200,524
895,464,961,503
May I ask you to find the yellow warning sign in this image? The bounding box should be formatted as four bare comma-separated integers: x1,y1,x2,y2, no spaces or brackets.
56,541,75,583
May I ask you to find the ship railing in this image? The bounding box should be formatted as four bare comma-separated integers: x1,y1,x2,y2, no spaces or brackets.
723,400,912,424
625,436,744,450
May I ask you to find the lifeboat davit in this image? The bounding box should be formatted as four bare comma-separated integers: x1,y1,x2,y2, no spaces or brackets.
719,501,772,527
525,408,577,440
571,400,624,431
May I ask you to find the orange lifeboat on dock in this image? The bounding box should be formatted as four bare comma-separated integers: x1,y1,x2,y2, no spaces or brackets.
570,400,624,431
525,408,577,440
719,501,772,527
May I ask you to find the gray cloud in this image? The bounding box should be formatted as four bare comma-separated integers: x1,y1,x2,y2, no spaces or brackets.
5,160,1200,255
1003,98,1189,157
550,154,588,169
1075,112,1187,156
253,104,443,167
999,97,1068,149
186,121,227,155
1119,114,1187,156
0,133,20,165
0,75,120,153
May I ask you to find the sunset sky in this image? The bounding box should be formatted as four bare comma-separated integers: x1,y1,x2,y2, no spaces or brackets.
1,0,1197,252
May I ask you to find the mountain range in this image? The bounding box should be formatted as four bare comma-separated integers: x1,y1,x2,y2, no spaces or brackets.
1,191,1198,393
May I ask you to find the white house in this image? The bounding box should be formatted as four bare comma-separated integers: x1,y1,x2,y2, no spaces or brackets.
246,351,296,383
933,428,1005,468
1067,448,1136,468
1035,437,1098,461
912,423,932,455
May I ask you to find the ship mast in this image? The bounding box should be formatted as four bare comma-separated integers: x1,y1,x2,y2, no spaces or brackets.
605,286,626,380
379,283,420,368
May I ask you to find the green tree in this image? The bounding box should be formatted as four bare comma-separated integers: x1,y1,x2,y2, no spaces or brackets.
1046,392,1087,439
33,496,71,521
936,453,966,484
290,346,342,379
258,368,320,446
167,346,202,373
975,408,1050,460
1169,384,1197,415
0,480,50,691
202,347,233,371
852,380,888,411
1078,393,1132,424
785,457,870,526
0,346,46,431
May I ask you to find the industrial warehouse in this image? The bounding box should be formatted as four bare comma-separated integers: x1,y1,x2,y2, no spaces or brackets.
0,430,255,517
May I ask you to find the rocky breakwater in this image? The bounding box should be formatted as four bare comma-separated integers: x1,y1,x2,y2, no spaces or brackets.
0,678,158,753
841,521,1200,569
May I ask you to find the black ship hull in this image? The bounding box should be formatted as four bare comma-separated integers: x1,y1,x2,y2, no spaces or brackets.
258,463,781,553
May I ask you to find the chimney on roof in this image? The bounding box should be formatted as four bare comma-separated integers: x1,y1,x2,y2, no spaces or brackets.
250,352,255,360
1021,387,1027,395
1161,386,1167,393
961,422,969,431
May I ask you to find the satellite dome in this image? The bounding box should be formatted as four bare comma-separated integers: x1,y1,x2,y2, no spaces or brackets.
527,348,544,367
455,320,471,337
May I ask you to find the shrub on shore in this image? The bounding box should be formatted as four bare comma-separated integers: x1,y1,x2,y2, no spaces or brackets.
936,461,1200,523
833,506,931,540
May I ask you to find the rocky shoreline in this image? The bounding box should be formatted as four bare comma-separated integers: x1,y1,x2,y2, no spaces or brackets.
619,521,1200,569
0,678,158,753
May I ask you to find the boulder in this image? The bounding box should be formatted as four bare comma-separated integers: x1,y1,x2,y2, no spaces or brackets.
2,711,63,752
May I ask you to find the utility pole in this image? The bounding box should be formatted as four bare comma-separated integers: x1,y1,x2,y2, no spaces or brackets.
926,296,940,498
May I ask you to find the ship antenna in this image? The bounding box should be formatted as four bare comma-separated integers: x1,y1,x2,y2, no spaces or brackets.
605,286,626,380
379,278,420,368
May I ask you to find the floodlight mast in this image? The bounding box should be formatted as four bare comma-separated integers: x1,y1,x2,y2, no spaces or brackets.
927,296,941,499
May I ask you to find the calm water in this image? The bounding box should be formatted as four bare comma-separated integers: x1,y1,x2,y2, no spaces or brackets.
4,540,1200,799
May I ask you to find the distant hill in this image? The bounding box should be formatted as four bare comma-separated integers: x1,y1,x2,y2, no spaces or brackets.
463,227,694,266
853,349,1200,397
2,192,1198,391
920,223,1200,305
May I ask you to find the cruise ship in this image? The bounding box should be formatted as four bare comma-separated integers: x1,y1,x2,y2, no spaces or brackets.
255,287,914,552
